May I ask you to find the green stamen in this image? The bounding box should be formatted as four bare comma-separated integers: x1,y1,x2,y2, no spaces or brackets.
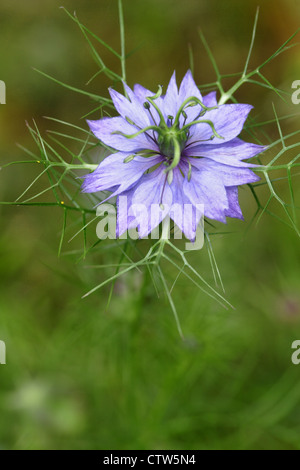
125,116,136,126
146,86,167,128
173,95,218,127
112,124,162,139
167,169,174,185
123,154,135,163
181,119,224,140
187,160,192,181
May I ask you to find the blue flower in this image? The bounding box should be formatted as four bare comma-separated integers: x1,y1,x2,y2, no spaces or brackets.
82,71,265,240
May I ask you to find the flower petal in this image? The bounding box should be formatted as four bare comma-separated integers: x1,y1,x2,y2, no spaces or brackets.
133,83,155,103
177,70,204,124
188,104,253,146
188,157,260,186
184,137,266,167
169,168,203,240
178,70,203,103
162,71,178,118
116,188,138,238
224,187,244,219
109,85,150,129
87,116,159,152
130,167,173,238
133,83,164,124
81,152,161,196
183,169,229,223
202,91,218,108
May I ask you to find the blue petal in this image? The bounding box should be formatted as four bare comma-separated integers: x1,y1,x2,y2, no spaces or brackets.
224,187,244,220
130,167,173,238
109,85,151,129
81,152,161,197
133,83,164,124
87,117,159,152
183,169,229,223
177,70,203,123
169,168,203,241
178,70,203,103
162,71,179,118
184,138,266,167
188,103,253,146
188,158,260,186
202,91,218,108
116,188,138,238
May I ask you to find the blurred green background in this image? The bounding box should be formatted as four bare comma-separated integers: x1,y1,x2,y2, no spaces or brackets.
0,0,300,450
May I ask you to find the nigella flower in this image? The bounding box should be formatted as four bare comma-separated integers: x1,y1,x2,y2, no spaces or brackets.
82,71,265,240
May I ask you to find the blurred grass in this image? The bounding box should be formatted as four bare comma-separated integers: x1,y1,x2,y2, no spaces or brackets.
0,0,300,450
1,211,300,450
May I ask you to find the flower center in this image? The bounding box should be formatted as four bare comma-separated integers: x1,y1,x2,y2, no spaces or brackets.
116,86,223,173
157,127,188,160
142,89,221,171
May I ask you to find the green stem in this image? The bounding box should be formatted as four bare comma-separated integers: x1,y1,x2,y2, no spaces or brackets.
118,0,127,92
